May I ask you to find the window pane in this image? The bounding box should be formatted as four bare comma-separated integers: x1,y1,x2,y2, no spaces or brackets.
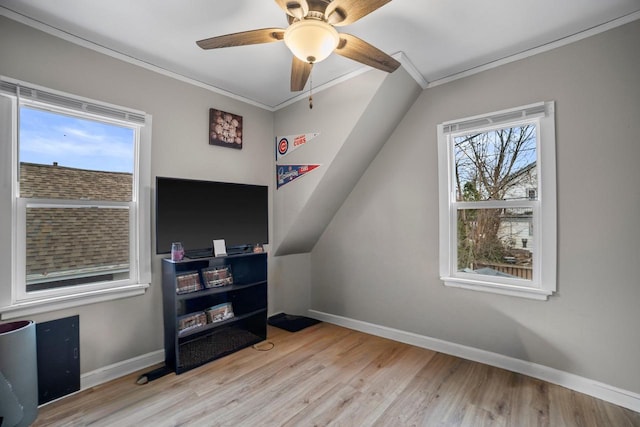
454,125,537,202
19,106,134,201
457,208,533,281
26,206,130,291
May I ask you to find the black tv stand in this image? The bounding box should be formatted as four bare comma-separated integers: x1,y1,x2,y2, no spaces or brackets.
161,252,267,374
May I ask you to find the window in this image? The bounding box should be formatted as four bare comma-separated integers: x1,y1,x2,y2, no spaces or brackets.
0,78,152,319
437,102,556,300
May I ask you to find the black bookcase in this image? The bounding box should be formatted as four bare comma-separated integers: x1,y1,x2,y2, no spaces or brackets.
161,252,267,374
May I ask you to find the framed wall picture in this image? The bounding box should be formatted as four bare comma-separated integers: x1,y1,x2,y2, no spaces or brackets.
209,108,243,149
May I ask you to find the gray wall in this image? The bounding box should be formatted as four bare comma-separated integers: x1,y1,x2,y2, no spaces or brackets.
311,19,640,393
0,16,275,373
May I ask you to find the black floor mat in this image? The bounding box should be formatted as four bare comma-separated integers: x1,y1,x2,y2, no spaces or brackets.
268,313,321,332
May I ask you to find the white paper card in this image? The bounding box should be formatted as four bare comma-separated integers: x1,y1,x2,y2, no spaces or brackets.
213,239,227,257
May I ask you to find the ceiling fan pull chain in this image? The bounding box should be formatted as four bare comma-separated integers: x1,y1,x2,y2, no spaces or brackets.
309,63,314,109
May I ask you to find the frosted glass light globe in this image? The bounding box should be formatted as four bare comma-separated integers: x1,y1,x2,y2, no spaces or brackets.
284,20,340,63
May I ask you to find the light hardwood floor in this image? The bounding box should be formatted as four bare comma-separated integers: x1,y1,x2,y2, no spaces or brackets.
33,323,640,426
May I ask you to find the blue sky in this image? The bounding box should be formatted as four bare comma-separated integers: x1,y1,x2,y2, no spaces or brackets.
19,106,134,173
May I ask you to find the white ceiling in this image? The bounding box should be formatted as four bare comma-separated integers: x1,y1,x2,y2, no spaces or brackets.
2,0,639,110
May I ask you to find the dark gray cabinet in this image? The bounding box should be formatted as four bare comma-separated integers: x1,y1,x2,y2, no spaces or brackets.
161,252,267,374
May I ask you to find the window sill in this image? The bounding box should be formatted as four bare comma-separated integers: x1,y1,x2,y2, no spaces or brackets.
441,277,552,301
0,283,149,320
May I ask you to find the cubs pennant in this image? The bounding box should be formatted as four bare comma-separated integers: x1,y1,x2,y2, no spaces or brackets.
275,132,320,160
277,164,321,189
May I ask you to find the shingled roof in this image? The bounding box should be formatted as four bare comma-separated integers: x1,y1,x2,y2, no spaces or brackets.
20,163,132,288
20,162,132,201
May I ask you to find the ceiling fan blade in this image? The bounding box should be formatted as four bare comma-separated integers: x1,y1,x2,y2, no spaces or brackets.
291,56,312,91
325,0,391,26
274,0,309,20
197,28,285,49
335,33,400,73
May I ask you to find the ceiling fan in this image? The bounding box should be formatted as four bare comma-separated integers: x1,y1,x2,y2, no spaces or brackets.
196,0,401,94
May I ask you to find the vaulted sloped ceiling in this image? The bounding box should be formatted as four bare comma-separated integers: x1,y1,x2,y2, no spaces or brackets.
274,66,421,256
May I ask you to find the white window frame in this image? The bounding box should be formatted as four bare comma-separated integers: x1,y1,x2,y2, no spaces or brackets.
437,101,556,300
0,77,152,319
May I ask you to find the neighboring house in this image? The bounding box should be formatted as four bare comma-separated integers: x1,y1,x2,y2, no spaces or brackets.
500,162,536,253
20,162,132,290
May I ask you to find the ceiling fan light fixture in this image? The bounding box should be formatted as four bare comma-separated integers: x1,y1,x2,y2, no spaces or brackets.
284,20,340,64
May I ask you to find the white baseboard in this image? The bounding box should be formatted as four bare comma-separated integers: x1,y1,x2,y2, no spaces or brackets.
81,349,165,390
308,309,640,413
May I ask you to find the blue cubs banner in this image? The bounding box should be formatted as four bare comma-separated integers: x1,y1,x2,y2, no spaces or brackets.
277,164,321,189
276,132,320,160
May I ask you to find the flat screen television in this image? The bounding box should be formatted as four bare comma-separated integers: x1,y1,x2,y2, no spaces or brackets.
155,177,268,257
